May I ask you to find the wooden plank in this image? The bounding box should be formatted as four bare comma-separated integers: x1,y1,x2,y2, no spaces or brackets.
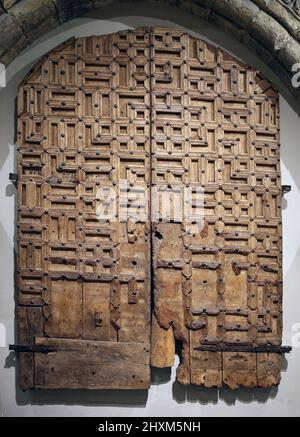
34,339,150,389
257,352,281,388
82,281,116,341
223,352,257,389
190,350,222,388
17,306,43,390
35,337,150,360
150,315,175,368
44,279,82,338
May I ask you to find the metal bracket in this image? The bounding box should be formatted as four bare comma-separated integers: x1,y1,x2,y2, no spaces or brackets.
9,173,18,188
282,185,291,195
9,344,56,354
194,344,292,354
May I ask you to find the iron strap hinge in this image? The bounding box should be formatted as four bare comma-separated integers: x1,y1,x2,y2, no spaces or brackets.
194,344,292,354
9,344,57,353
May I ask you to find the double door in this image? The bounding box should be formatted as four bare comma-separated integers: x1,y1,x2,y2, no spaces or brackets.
15,28,284,389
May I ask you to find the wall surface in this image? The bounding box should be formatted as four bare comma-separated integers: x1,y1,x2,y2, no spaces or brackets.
1,9,300,417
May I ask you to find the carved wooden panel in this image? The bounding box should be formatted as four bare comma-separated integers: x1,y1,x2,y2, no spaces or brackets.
15,27,287,390
150,27,285,389
16,29,151,389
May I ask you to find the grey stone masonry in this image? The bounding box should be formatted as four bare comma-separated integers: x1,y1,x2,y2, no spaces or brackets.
0,0,300,103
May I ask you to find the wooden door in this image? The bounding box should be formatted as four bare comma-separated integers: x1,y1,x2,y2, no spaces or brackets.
15,30,151,389
150,28,287,389
14,28,288,390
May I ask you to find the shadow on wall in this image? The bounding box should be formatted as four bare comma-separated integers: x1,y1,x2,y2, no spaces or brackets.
3,353,288,407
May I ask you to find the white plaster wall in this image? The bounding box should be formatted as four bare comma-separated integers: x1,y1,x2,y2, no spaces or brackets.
1,5,300,417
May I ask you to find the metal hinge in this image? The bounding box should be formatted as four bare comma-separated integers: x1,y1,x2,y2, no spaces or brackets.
194,344,292,354
9,344,56,353
282,185,292,195
9,173,18,188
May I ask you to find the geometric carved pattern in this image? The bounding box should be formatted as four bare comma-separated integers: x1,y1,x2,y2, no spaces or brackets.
16,30,151,389
150,28,283,389
16,28,285,390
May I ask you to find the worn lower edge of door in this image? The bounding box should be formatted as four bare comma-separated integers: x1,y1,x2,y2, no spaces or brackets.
177,349,284,389
19,338,151,390
150,319,287,390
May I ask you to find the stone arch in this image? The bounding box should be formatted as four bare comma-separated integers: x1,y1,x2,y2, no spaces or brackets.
0,0,300,106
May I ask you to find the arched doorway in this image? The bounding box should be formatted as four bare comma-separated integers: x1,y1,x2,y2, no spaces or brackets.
14,27,288,390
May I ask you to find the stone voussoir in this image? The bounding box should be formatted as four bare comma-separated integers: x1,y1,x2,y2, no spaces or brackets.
178,0,213,21
249,9,292,53
0,11,27,59
2,1,20,10
0,0,299,107
252,0,300,39
9,0,59,42
213,0,260,30
278,37,300,72
52,0,95,24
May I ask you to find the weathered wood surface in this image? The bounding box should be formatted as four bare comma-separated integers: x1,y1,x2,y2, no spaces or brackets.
150,27,283,389
16,27,284,390
16,28,151,389
34,338,150,389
